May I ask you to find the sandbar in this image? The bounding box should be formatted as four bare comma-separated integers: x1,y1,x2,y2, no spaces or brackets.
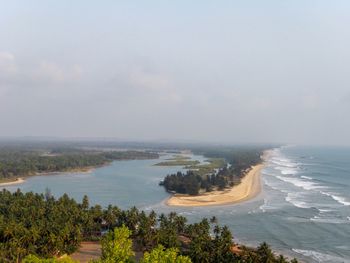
166,163,265,207
0,178,25,187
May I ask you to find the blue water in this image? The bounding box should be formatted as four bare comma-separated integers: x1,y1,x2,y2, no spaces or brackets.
3,147,350,262
2,153,198,207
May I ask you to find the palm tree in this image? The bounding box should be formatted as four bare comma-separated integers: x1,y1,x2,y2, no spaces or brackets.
209,216,218,224
257,242,275,263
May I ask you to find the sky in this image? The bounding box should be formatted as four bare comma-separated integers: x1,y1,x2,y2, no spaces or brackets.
0,1,350,145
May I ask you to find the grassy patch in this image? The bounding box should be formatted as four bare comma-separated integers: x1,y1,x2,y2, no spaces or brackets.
154,160,200,166
165,155,192,161
186,158,226,176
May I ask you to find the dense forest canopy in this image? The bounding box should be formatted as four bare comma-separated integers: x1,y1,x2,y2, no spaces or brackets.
0,143,158,180
0,189,297,263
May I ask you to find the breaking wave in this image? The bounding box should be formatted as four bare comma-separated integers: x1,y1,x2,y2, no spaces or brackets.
292,249,350,263
320,191,350,206
275,175,323,191
285,192,313,209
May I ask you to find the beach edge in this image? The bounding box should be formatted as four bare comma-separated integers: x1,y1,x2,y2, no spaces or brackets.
165,151,270,207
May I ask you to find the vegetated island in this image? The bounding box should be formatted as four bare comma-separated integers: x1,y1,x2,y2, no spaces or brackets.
0,146,159,185
160,148,269,207
0,189,299,263
154,154,201,167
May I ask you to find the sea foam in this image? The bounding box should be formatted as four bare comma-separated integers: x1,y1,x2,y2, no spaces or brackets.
275,175,322,191
279,168,299,175
258,198,280,212
285,192,313,209
270,159,298,168
320,191,350,206
310,215,348,224
301,175,313,180
292,249,350,263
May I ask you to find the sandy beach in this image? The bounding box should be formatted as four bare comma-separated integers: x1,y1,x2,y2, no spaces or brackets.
166,163,265,207
0,166,96,188
0,178,25,187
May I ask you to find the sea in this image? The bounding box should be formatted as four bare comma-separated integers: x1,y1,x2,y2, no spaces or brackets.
2,146,350,263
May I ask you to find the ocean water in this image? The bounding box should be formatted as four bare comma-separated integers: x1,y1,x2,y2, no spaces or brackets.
3,147,350,262
258,146,350,262
151,146,350,263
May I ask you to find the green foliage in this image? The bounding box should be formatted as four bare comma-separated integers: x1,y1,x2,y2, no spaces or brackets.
185,220,236,263
0,190,298,263
185,158,226,176
157,212,186,249
161,148,264,195
0,149,158,181
257,242,275,263
186,219,211,263
237,242,299,263
0,190,83,262
155,160,200,167
162,171,201,195
22,254,77,263
98,225,135,263
141,245,191,263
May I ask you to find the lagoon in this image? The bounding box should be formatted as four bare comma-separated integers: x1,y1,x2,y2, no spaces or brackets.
3,148,350,263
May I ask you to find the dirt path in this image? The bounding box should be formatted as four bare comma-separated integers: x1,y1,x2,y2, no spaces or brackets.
71,241,101,263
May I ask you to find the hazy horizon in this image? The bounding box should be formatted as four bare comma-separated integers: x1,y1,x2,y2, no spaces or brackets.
0,135,348,148
1,1,350,146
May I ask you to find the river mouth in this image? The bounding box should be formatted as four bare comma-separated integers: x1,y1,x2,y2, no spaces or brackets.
3,147,350,262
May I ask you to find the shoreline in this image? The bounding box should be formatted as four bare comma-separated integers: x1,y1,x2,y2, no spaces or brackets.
0,177,26,187
166,152,270,207
0,165,100,187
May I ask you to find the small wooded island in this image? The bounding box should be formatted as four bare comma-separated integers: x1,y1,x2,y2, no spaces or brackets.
159,148,264,196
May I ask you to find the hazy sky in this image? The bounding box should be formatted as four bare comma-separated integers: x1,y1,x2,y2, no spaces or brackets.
1,1,350,145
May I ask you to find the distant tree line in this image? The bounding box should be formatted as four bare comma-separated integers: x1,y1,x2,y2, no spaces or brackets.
161,148,264,195
0,149,158,180
0,189,298,263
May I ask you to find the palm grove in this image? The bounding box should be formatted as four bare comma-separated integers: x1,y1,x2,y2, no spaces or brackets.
0,189,298,263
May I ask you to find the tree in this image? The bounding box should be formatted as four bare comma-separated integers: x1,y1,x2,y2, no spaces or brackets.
257,242,275,263
44,188,52,201
276,255,288,263
187,219,211,263
1,189,297,263
99,225,135,263
135,211,158,251
141,245,191,263
209,216,218,224
22,254,77,263
81,195,89,211
210,225,235,263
